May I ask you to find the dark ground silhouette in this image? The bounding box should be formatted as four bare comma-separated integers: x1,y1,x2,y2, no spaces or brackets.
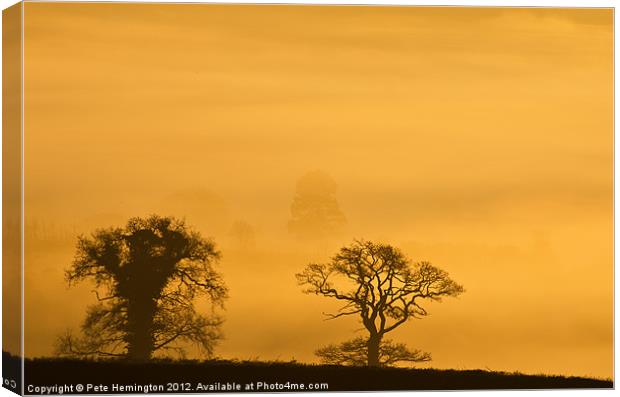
2,352,21,394
4,352,611,393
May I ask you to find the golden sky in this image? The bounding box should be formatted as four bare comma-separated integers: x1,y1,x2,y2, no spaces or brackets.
20,3,612,379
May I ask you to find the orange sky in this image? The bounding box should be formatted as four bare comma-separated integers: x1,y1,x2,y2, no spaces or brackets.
17,3,613,379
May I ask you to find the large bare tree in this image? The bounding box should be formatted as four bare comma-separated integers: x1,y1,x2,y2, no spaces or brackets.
297,240,464,367
56,215,227,361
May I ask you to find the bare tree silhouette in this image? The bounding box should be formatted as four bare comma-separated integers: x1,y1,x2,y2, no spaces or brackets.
56,215,227,361
297,240,464,367
316,337,431,367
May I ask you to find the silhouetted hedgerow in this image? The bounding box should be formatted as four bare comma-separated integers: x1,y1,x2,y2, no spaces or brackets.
18,353,611,392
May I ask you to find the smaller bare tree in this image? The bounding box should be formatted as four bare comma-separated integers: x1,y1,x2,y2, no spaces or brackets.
297,240,464,367
316,337,431,367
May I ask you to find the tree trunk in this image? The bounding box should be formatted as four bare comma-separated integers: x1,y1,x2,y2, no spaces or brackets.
367,334,381,367
125,298,156,361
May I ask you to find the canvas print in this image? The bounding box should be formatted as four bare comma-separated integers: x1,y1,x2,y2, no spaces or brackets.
2,2,614,394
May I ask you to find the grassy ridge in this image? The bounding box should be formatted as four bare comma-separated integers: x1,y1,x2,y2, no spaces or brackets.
5,353,612,392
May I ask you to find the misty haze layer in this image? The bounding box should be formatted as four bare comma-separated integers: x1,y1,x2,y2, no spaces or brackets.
17,4,612,379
